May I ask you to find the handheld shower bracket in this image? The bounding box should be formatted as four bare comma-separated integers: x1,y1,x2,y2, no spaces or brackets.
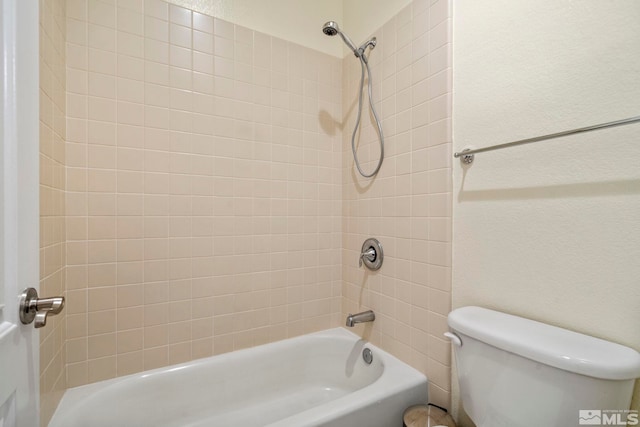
356,37,377,58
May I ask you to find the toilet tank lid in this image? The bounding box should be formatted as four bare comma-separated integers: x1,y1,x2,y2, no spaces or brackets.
448,306,640,380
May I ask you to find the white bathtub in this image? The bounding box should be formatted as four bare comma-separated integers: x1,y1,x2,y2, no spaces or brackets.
49,328,428,427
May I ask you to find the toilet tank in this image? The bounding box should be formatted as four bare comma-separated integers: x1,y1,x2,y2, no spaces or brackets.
447,307,640,427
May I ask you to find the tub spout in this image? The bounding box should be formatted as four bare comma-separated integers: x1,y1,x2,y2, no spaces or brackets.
346,310,375,327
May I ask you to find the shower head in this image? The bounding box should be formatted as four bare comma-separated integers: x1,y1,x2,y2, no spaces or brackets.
322,21,339,36
322,21,359,56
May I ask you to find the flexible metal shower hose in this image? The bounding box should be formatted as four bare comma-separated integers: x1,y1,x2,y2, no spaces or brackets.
351,52,385,178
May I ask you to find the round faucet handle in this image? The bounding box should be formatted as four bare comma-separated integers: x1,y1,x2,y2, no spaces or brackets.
359,238,383,270
359,247,376,267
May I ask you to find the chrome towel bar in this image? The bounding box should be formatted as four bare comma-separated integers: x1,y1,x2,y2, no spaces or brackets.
454,115,640,165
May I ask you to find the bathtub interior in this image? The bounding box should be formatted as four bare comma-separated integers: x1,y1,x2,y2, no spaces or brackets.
49,329,400,427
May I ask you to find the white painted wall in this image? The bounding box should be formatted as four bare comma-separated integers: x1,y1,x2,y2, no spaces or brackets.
343,0,411,52
166,0,344,56
165,0,411,58
453,0,640,423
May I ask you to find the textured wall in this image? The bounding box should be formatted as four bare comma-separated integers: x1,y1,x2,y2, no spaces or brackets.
64,0,342,387
341,0,453,409
39,0,68,424
452,0,640,424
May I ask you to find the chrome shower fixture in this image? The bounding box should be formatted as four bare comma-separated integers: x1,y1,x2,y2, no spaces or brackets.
322,21,358,55
321,21,377,58
321,21,384,178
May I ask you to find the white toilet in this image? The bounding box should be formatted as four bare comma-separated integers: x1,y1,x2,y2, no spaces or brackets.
446,306,640,427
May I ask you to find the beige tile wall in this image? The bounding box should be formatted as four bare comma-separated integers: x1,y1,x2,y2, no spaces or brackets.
64,0,343,387
40,0,68,425
46,0,453,417
341,0,453,408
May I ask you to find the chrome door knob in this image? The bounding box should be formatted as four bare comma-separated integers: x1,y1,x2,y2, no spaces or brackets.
19,287,65,328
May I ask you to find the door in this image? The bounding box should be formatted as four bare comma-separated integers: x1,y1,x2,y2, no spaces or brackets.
0,0,41,426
